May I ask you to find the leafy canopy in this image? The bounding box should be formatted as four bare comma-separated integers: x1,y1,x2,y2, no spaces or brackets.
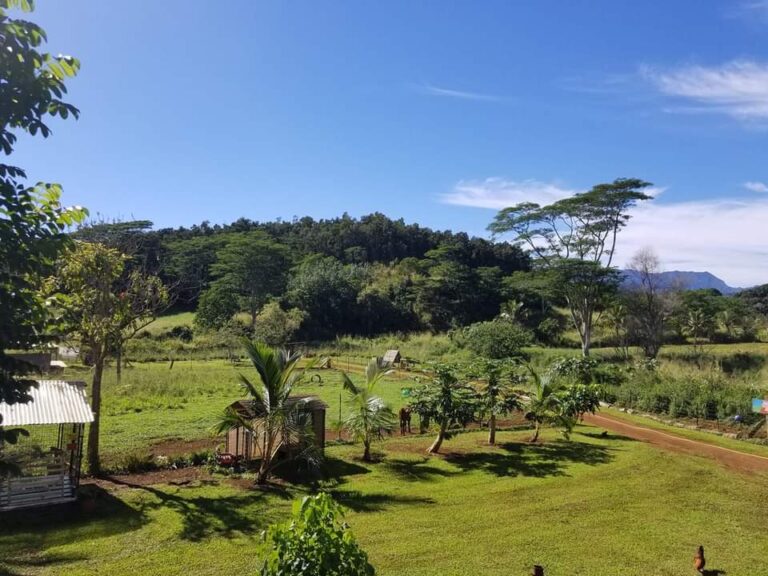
0,0,86,474
488,178,652,356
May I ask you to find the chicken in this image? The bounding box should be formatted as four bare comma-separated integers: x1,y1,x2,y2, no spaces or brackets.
694,545,706,573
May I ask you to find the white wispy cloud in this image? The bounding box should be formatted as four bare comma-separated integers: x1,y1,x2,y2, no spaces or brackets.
442,178,768,286
440,178,577,209
744,181,768,193
616,198,768,287
418,83,501,102
642,60,768,121
733,1,768,20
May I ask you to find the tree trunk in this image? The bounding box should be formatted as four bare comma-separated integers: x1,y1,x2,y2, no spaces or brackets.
363,439,371,462
427,419,447,454
257,431,273,484
530,421,541,443
87,347,105,475
115,342,122,383
488,414,496,445
250,296,258,330
581,320,592,357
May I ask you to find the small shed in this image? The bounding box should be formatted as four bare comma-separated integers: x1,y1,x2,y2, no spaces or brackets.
0,380,93,511
224,395,327,462
382,350,401,366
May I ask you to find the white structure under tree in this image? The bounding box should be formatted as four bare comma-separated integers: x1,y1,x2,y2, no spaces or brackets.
0,380,93,511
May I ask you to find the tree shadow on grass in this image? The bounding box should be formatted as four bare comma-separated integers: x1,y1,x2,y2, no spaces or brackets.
106,476,280,542
0,485,144,576
327,489,435,513
0,551,89,576
444,440,615,478
381,457,456,482
323,456,371,480
578,430,638,442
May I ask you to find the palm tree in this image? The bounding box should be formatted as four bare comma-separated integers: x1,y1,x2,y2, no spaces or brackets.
214,340,317,484
523,365,573,443
341,358,396,461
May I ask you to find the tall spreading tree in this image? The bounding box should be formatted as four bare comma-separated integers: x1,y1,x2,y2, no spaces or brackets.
209,231,290,328
489,178,652,356
48,242,167,474
0,0,86,474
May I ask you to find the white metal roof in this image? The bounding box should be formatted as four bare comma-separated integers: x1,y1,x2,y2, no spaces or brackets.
0,380,94,426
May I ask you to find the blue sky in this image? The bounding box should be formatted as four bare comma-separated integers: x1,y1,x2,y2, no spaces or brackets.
12,1,768,285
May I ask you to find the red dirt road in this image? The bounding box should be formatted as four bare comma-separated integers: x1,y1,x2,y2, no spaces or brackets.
583,412,768,475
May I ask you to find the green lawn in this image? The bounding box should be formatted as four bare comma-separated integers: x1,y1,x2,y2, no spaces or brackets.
1,427,766,576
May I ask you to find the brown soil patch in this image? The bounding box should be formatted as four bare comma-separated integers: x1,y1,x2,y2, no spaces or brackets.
84,466,212,489
583,413,768,475
148,437,221,456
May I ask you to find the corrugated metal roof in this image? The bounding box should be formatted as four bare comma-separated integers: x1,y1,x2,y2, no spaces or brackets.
0,380,94,426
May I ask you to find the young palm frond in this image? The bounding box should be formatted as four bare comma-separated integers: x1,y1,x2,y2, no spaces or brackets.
341,357,396,461
523,364,574,442
215,340,322,484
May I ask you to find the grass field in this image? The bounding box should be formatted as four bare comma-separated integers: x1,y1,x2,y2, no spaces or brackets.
1,427,766,576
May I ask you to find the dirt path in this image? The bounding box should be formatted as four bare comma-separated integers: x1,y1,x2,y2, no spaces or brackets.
582,412,768,475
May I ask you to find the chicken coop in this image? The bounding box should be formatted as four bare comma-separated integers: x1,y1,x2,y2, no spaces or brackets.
0,380,93,511
224,395,327,461
382,350,401,367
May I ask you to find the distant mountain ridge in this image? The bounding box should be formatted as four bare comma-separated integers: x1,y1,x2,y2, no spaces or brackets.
620,270,742,295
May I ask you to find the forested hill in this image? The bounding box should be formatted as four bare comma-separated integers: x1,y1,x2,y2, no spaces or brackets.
73,213,531,337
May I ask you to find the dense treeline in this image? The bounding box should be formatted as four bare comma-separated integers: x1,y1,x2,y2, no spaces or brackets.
73,214,534,339
73,211,768,349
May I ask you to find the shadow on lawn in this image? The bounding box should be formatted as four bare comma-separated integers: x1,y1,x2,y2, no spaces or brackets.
444,440,615,478
327,489,435,513
271,455,371,487
105,476,281,542
0,485,143,576
578,430,638,442
0,551,90,576
382,457,455,482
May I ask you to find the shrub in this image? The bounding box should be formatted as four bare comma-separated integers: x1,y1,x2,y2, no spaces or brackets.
261,493,375,576
165,325,194,342
719,352,765,375
253,301,306,346
459,319,532,359
195,283,240,330
611,369,760,423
